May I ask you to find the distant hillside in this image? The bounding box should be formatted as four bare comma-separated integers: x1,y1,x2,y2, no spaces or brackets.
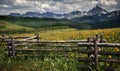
0,20,34,34
0,16,94,33
86,19,120,29
0,16,77,29
0,15,120,34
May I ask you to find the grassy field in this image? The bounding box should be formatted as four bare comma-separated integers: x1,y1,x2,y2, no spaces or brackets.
0,16,120,71
12,28,120,43
0,20,35,34
0,28,120,71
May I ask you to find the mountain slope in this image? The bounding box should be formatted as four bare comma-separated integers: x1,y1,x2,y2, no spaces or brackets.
65,10,85,19
0,20,33,30
88,5,107,15
9,5,109,19
0,20,34,34
72,10,120,23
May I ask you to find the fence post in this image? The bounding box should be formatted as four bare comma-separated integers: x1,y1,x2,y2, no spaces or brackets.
87,37,93,70
99,34,104,55
94,34,99,71
95,34,99,40
35,33,40,47
87,37,91,58
100,34,104,43
10,36,15,57
37,33,39,41
35,33,39,41
1,34,5,42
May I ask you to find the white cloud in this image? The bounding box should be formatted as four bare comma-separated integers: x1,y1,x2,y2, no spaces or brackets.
0,4,11,8
41,4,50,9
14,0,34,7
0,0,120,15
99,0,118,6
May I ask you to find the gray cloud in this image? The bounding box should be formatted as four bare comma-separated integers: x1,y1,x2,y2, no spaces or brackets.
0,0,120,15
98,0,120,11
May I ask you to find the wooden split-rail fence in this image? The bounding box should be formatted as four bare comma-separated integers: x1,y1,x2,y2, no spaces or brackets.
0,33,120,71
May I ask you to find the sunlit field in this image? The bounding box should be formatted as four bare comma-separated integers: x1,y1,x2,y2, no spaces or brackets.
0,28,120,71
13,28,120,42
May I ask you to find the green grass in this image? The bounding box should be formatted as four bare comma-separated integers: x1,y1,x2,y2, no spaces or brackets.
0,57,78,71
0,20,33,30
0,28,120,71
0,20,35,34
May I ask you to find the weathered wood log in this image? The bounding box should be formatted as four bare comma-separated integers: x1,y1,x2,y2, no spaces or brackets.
21,36,37,41
0,36,30,40
93,37,99,69
0,37,8,40
2,39,86,43
87,37,93,58
13,44,79,47
10,36,15,57
79,50,120,55
78,43,120,47
100,34,104,43
8,41,118,48
30,40,91,43
98,43,120,47
17,54,71,58
99,59,120,63
35,33,40,40
2,36,37,42
13,36,30,39
3,39,106,43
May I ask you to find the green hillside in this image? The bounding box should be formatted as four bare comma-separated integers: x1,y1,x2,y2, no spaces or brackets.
0,20,34,34
0,16,75,29
71,15,120,29
0,15,120,34
0,16,100,30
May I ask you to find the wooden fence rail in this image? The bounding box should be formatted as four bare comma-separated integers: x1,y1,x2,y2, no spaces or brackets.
0,33,120,71
10,42,120,47
2,39,106,43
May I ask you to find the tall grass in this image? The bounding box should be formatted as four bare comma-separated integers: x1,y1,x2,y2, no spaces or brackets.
0,28,120,71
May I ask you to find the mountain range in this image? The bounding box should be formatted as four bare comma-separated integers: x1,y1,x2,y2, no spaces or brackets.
9,5,120,22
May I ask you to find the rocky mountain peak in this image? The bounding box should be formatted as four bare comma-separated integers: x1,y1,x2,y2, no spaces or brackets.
88,5,107,15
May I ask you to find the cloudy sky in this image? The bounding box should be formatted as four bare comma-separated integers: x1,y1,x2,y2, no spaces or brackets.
0,0,120,15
